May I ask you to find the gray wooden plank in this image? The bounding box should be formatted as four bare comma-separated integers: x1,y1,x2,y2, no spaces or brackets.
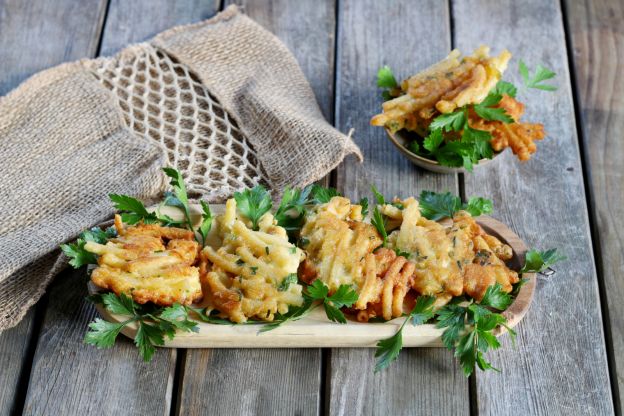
452,0,614,414
0,1,107,414
23,268,177,416
176,2,334,414
564,0,623,411
0,310,35,416
100,0,220,56
21,2,219,415
330,1,469,415
0,0,107,95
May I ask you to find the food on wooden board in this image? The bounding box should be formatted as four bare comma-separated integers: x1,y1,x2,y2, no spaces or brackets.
86,215,202,306
61,168,564,374
199,198,305,323
371,45,556,169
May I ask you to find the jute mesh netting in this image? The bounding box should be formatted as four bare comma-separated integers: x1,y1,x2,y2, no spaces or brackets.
90,44,268,200
0,5,361,330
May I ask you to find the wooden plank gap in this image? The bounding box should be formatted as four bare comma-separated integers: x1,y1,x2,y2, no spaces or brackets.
8,293,49,416
94,0,112,56
169,348,187,416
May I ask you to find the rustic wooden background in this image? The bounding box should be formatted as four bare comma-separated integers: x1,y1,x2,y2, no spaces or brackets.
0,0,621,415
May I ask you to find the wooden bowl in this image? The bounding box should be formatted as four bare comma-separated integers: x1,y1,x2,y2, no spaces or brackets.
385,128,501,173
88,211,535,348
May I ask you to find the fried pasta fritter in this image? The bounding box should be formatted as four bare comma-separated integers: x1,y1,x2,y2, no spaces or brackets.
300,197,413,322
385,200,519,304
371,46,511,134
199,198,305,323
85,215,202,306
299,196,520,321
469,95,545,161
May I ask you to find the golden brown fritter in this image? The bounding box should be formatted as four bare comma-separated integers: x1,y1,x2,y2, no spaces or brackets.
469,95,545,161
86,215,202,306
199,199,305,323
371,46,511,133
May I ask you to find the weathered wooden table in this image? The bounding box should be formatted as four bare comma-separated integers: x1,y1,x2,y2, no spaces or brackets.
0,0,621,415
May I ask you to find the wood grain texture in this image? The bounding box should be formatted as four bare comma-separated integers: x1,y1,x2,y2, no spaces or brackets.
175,2,334,415
21,2,219,415
0,1,107,414
330,1,469,415
231,0,336,121
564,0,624,410
0,310,35,416
452,0,614,414
99,0,220,56
0,0,107,94
23,268,177,416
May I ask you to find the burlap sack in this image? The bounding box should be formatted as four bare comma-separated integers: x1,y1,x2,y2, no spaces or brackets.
0,5,361,330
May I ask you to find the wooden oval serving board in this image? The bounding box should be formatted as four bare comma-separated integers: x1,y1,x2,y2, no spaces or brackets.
88,207,535,348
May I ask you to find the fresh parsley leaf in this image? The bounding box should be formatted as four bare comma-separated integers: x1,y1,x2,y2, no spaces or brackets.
234,185,273,230
423,129,444,152
198,201,213,247
375,325,403,372
327,285,358,308
429,110,467,132
492,80,517,98
162,167,194,233
377,65,398,89
371,185,386,205
274,186,313,235
310,184,341,204
374,295,436,371
418,191,493,220
60,239,98,268
109,194,159,225
158,304,199,333
418,191,462,221
82,226,117,244
278,274,298,291
359,197,369,217
409,295,436,325
305,279,329,300
304,281,357,324
135,322,165,362
258,300,313,333
84,318,128,349
463,197,493,217
473,93,513,123
423,129,445,153
84,292,200,362
519,60,557,91
461,126,494,160
436,304,467,349
102,292,135,315
371,205,388,247
520,248,566,274
479,283,512,310
407,140,420,154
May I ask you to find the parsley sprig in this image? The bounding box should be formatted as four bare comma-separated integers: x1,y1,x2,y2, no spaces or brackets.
234,185,273,230
418,191,492,220
377,65,399,101
520,248,566,274
61,226,117,268
375,295,435,371
85,292,199,361
260,280,358,331
375,284,516,376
